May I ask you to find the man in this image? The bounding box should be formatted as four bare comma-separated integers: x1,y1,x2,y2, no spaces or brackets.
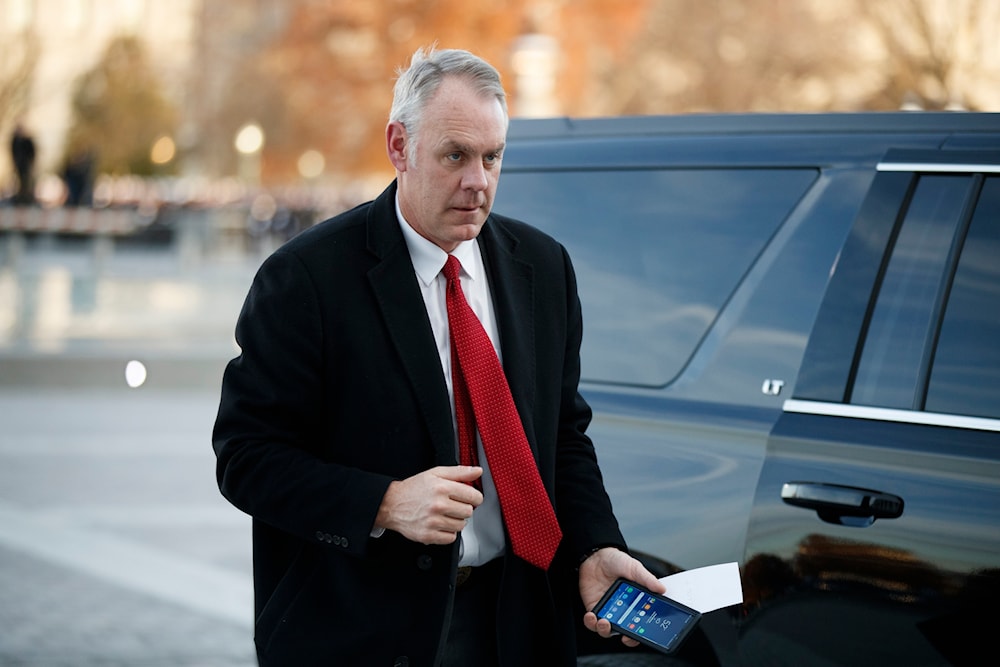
10,123,36,205
213,47,664,666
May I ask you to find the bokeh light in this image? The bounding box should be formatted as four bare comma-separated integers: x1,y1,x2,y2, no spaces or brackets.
150,135,176,165
297,149,325,179
234,123,264,155
125,360,148,388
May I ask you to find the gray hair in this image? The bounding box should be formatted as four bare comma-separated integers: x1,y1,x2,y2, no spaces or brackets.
389,47,508,160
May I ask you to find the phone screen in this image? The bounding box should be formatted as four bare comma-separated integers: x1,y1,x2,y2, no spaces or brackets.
593,580,700,654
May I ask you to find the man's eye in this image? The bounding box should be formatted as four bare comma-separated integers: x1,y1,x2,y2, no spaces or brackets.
447,153,462,162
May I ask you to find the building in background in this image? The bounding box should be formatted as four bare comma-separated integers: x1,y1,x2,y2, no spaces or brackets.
2,0,998,194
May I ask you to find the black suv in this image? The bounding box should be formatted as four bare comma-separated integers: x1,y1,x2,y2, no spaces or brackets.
493,113,1000,666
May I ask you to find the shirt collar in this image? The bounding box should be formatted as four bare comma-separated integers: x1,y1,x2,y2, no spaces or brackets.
396,193,481,286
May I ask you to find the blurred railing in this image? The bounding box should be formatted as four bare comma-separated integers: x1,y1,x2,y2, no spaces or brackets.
1,172,377,253
0,177,379,388
0,206,137,235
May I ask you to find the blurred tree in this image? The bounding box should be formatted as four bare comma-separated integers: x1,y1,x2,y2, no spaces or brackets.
596,0,862,114
544,0,655,115
216,0,652,184
64,36,180,177
242,0,534,183
0,31,39,153
187,0,293,181
855,0,1000,110
192,0,997,186
594,0,999,114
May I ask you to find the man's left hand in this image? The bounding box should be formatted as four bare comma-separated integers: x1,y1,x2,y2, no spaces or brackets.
579,547,666,647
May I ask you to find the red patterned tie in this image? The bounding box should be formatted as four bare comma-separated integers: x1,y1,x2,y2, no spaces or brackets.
444,255,562,571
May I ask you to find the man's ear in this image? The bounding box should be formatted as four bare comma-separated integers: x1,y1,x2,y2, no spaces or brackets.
386,121,408,172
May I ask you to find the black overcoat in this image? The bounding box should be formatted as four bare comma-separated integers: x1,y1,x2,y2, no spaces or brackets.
213,181,626,666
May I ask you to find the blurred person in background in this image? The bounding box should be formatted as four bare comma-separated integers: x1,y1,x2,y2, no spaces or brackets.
10,123,37,205
213,46,662,666
62,146,96,207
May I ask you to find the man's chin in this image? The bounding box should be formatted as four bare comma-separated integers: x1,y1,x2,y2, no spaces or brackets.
450,214,487,237
456,225,485,243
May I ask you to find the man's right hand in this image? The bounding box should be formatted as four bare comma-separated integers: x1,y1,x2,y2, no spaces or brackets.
374,466,484,544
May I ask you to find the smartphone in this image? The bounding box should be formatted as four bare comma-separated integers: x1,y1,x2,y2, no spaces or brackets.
591,578,701,655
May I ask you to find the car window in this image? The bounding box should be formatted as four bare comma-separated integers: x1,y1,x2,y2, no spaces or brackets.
494,169,816,386
926,177,1000,419
851,175,974,409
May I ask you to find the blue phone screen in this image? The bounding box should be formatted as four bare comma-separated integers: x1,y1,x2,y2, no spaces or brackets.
594,581,696,651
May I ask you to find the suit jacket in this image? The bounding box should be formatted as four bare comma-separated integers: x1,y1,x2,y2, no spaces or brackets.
213,181,626,666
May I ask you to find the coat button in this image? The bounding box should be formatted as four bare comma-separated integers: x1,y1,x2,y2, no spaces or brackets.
416,554,433,571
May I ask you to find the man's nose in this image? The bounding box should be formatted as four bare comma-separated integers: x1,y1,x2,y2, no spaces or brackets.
462,161,489,191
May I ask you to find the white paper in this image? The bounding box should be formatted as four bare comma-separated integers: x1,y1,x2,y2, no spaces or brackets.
658,561,743,613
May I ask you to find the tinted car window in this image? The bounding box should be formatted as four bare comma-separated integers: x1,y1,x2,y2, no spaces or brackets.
926,176,1000,418
851,175,974,409
495,169,816,386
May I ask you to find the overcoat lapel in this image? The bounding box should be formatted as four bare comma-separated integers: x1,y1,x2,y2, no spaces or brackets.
478,218,539,455
365,184,457,466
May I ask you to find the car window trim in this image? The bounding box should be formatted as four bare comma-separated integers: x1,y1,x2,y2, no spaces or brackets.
877,162,1000,173
783,398,1000,433
877,148,1000,175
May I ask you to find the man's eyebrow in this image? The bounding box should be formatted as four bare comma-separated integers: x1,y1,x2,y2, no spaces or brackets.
442,140,505,155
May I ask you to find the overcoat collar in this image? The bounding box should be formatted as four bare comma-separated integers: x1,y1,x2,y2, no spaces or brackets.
365,181,539,462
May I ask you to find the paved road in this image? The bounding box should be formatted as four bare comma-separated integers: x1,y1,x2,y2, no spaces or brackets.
0,233,261,665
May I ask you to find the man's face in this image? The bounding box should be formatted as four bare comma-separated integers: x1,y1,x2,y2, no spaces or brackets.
390,76,507,252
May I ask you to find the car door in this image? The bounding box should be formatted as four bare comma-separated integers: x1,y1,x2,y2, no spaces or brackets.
740,150,1000,666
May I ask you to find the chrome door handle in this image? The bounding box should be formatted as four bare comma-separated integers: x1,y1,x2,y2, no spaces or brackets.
781,482,904,527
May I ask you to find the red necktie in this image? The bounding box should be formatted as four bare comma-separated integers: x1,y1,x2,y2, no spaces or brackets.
444,255,562,571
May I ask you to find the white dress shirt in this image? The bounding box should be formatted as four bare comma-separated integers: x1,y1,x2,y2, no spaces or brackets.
396,196,505,566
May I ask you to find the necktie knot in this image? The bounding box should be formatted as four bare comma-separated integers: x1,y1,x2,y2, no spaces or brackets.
443,255,461,284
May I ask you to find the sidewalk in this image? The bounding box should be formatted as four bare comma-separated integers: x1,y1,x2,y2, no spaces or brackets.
0,387,256,666
0,544,254,666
